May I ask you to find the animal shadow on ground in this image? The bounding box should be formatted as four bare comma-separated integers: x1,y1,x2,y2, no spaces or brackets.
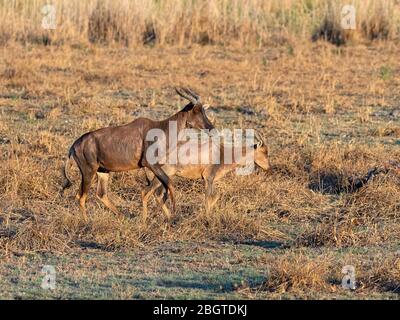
76,240,115,251
156,270,266,293
308,167,390,195
234,240,288,250
308,171,348,194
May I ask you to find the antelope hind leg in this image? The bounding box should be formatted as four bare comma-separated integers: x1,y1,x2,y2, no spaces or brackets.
96,172,120,215
78,168,96,220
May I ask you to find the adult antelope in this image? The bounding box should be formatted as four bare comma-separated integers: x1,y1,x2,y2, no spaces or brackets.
61,87,214,217
141,132,271,219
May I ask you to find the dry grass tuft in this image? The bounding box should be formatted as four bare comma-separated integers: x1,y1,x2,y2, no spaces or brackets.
244,252,400,297
297,172,400,248
358,255,400,293
258,254,334,293
361,4,393,40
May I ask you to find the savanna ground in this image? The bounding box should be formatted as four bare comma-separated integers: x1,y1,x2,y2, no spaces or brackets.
1,0,400,300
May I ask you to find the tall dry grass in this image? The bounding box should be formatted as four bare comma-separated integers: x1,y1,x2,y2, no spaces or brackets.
0,0,399,47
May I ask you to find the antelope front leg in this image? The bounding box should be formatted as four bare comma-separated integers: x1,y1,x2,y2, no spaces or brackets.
141,179,163,222
141,185,171,222
154,185,172,220
205,178,218,215
142,162,176,217
203,167,219,215
142,165,176,221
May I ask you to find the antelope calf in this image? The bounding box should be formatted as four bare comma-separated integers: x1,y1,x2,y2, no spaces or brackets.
141,132,271,219
61,87,214,217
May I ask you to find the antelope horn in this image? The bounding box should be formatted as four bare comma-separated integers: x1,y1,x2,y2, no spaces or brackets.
175,87,201,104
184,87,201,103
254,131,265,147
254,132,262,147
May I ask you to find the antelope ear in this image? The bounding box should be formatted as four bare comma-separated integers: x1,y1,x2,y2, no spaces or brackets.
203,104,210,110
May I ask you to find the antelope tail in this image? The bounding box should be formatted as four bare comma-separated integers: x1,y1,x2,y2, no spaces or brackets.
61,150,75,195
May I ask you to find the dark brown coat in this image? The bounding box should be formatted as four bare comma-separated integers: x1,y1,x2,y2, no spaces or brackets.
61,87,214,218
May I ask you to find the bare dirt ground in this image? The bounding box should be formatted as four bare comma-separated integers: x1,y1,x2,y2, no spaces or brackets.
0,41,399,299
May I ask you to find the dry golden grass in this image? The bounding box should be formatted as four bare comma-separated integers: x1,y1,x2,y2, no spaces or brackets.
259,253,334,294
233,250,400,298
1,41,399,258
0,2,399,297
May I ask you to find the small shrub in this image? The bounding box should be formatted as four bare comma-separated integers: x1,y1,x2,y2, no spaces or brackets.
312,17,348,46
380,65,393,81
